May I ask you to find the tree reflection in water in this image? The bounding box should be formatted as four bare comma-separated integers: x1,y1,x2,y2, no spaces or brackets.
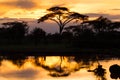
94,65,106,80
0,56,27,67
109,64,120,80
34,56,80,77
87,55,107,80
0,56,99,77
0,55,119,79
88,64,106,80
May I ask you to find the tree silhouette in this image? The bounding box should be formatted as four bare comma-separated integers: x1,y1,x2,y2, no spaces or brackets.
109,22,120,31
2,21,28,40
64,24,93,37
30,27,46,38
83,16,111,33
4,56,27,68
29,27,46,44
61,31,73,40
93,65,106,80
0,27,8,39
38,6,88,34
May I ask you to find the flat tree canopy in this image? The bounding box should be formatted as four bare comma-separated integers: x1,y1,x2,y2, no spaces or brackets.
38,6,88,34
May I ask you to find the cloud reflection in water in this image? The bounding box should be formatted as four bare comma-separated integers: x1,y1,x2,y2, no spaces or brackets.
0,56,119,80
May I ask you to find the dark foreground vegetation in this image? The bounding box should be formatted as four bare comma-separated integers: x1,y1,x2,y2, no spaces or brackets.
0,6,120,56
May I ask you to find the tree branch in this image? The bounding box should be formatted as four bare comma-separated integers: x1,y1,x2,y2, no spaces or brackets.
63,18,74,26
50,18,61,27
56,15,63,26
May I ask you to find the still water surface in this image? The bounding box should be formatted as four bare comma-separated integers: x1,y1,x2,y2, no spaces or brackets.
0,56,119,80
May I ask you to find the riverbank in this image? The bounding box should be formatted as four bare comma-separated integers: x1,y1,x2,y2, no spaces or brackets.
0,44,120,56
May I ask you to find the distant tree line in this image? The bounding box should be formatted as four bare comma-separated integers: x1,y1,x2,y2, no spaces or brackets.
0,6,120,48
0,17,119,48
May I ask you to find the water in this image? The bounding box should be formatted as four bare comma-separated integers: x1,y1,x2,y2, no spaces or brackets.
0,56,119,80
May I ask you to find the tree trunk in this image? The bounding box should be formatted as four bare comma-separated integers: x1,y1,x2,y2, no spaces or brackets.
60,56,62,71
59,25,64,34
59,27,62,34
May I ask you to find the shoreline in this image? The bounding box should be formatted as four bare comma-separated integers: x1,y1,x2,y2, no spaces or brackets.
0,47,120,56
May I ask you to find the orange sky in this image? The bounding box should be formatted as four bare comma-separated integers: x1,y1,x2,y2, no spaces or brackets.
0,0,120,21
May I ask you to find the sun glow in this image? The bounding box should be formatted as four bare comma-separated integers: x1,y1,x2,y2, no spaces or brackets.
0,0,119,20
1,9,46,19
40,56,60,66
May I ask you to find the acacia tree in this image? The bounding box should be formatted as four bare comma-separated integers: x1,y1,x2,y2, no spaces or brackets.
83,16,120,33
38,6,88,34
83,16,112,33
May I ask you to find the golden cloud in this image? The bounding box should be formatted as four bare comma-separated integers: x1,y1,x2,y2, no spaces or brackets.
0,0,120,19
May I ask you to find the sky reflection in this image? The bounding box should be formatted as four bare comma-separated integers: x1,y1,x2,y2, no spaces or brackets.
0,56,119,80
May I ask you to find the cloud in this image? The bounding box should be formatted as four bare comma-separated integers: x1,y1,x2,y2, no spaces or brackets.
0,0,39,17
85,13,120,21
85,13,109,17
2,68,38,79
0,0,63,10
15,0,36,9
111,8,120,10
0,0,37,9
